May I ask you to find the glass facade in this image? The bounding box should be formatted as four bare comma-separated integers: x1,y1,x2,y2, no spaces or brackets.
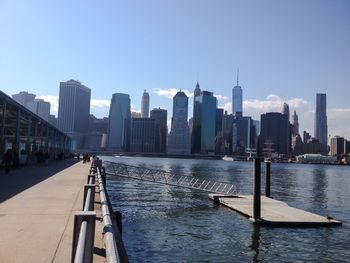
108,93,131,151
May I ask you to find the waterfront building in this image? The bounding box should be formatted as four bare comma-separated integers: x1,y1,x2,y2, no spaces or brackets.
141,89,150,118
330,136,345,156
259,112,289,156
232,70,243,118
58,80,91,149
150,108,167,153
192,91,217,153
12,91,36,108
0,90,71,158
130,118,156,153
108,93,131,152
168,91,191,154
344,140,350,155
232,116,257,155
28,99,50,121
303,138,323,154
296,154,337,164
314,93,328,152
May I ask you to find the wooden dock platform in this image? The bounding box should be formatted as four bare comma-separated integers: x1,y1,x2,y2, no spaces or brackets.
209,194,342,227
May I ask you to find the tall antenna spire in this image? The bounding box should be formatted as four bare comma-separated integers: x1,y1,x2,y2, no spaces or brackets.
236,68,239,86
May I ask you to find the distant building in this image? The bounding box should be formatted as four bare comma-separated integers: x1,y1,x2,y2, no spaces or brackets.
291,110,299,136
141,89,150,118
192,91,217,153
28,99,50,121
292,134,304,156
130,118,156,153
131,112,141,118
84,115,109,150
232,116,257,155
150,108,167,153
303,138,323,154
222,111,235,155
215,109,223,137
282,102,290,123
12,91,36,108
281,102,292,155
232,70,243,118
314,93,328,152
330,136,345,156
58,80,91,149
259,112,289,157
303,131,312,144
344,140,350,155
168,91,191,154
49,114,58,127
108,93,131,151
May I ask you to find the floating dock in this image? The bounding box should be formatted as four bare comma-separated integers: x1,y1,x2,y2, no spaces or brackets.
209,194,342,227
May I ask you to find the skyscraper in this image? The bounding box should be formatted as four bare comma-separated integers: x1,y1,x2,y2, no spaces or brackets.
141,89,150,118
28,99,50,121
282,102,290,122
192,91,217,153
292,110,299,136
232,70,243,117
108,93,131,151
130,118,156,153
12,91,36,108
259,112,289,156
58,80,91,149
150,108,167,153
168,91,191,154
314,93,328,151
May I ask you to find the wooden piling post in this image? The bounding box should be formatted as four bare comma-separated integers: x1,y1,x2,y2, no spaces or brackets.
265,161,271,197
253,158,261,220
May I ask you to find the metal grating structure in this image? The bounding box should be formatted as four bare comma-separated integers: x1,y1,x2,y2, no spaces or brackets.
103,161,238,196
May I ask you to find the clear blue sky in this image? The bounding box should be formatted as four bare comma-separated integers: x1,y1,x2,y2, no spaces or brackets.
1,0,349,136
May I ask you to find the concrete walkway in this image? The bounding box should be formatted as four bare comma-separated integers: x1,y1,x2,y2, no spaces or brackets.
0,160,105,263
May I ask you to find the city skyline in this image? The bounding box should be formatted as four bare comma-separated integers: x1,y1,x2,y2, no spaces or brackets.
0,1,349,138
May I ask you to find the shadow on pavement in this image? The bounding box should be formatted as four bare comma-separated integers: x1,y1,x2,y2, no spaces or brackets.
0,159,79,203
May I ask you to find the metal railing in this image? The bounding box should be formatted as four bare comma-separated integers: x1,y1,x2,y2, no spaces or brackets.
103,161,238,196
71,159,128,263
71,166,97,263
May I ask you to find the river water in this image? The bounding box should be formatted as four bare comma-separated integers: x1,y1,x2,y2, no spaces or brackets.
100,156,350,262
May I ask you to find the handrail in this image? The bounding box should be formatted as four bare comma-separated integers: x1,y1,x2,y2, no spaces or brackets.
72,164,97,263
74,221,88,263
72,160,128,263
96,163,129,263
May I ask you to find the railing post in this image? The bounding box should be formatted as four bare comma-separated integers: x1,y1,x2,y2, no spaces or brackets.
87,174,96,185
83,184,96,211
71,211,96,263
253,158,261,220
265,161,271,197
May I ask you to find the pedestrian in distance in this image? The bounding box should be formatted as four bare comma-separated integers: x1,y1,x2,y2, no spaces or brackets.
2,149,13,174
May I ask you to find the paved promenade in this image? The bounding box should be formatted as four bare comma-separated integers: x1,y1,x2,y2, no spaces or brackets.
0,159,105,263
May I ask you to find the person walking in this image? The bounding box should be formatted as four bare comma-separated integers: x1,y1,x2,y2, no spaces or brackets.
2,149,13,174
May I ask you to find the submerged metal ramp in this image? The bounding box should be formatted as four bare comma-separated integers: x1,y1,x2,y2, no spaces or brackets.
103,161,238,196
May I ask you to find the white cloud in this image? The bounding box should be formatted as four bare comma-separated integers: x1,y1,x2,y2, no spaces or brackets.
153,88,193,98
37,95,59,115
215,94,229,101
